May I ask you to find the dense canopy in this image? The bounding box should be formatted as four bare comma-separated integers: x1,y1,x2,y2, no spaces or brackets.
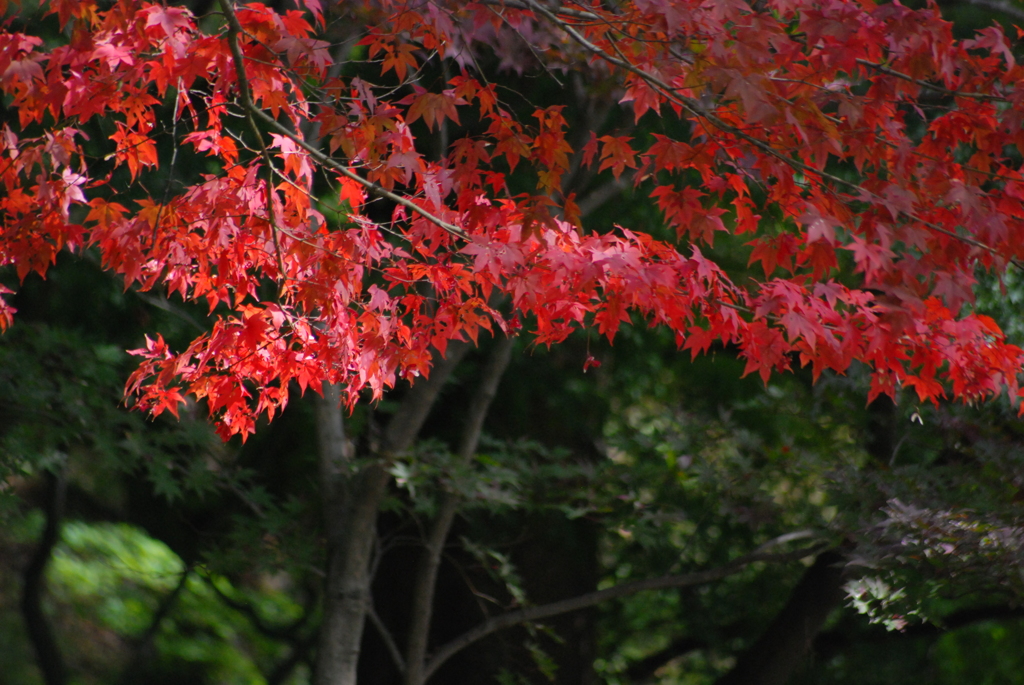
3,0,1024,438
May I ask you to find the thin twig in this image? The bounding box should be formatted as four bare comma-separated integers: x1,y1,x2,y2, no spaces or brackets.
246,105,469,241
215,6,468,244
855,58,1007,102
482,0,601,20
369,604,407,674
202,572,313,640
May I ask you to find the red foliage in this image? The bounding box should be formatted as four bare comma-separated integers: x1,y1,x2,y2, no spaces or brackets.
2,0,1023,438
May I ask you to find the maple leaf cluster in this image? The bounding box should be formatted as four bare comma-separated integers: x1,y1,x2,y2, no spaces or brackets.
2,0,1024,438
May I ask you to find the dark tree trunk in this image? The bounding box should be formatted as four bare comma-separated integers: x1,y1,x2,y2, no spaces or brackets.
21,468,68,685
715,551,845,685
314,345,469,685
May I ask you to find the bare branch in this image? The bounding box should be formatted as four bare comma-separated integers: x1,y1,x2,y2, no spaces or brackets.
128,565,191,647
383,341,472,455
202,572,313,640
368,603,407,675
133,291,207,333
456,335,517,460
247,105,469,240
577,175,631,219
222,0,467,247
422,540,830,683
405,335,517,685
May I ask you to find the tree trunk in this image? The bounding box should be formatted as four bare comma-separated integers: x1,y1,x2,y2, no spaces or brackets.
22,468,68,685
714,551,845,685
314,345,469,685
314,442,389,685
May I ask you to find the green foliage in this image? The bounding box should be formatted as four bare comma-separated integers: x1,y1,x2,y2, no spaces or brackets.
934,620,1024,685
39,520,307,685
0,322,219,516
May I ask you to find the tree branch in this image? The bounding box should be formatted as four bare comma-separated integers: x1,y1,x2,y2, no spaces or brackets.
483,0,602,20
136,566,191,644
519,0,1024,271
118,566,192,685
855,58,1005,102
456,336,517,461
314,343,470,685
421,539,830,683
405,335,517,685
383,341,472,455
203,572,314,640
246,104,469,240
369,602,407,675
201,573,317,683
577,175,631,219
219,0,287,283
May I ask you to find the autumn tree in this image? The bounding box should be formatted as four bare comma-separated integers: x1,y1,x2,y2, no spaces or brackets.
3,0,1024,684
